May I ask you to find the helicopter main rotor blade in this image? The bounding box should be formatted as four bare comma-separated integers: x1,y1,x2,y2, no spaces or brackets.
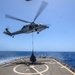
6,15,31,23
33,1,48,22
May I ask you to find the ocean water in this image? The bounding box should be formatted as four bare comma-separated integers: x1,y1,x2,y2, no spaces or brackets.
0,51,75,70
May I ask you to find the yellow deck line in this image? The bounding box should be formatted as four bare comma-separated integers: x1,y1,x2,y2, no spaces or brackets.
30,65,43,75
53,59,75,75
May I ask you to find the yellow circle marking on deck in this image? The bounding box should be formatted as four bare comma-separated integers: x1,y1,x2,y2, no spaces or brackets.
13,64,49,75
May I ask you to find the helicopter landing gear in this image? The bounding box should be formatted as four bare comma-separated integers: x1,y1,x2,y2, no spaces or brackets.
37,32,39,34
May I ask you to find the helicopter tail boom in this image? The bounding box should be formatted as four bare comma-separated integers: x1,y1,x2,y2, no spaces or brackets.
3,28,12,37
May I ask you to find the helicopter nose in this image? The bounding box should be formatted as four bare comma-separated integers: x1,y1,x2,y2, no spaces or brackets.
45,25,49,28
43,24,49,28
44,25,49,28
46,26,49,28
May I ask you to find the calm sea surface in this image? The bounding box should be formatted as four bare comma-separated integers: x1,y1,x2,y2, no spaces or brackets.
0,51,75,70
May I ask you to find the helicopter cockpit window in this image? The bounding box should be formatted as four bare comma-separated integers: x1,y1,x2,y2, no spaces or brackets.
22,26,26,29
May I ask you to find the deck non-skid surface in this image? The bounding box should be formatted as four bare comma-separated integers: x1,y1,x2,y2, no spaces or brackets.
0,58,74,75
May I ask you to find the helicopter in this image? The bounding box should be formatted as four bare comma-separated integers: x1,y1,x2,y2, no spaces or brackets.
4,1,49,38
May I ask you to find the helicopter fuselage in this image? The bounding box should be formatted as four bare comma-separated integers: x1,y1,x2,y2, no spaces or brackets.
4,24,49,37
21,24,48,33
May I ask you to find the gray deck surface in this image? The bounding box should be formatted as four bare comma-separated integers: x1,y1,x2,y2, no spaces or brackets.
0,58,74,75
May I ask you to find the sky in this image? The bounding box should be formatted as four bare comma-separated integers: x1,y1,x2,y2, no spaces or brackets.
0,0,75,51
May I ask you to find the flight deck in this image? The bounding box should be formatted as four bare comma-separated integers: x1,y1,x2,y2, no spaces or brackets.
0,58,75,75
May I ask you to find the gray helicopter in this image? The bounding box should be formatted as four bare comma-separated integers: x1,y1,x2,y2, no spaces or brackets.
4,1,49,38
